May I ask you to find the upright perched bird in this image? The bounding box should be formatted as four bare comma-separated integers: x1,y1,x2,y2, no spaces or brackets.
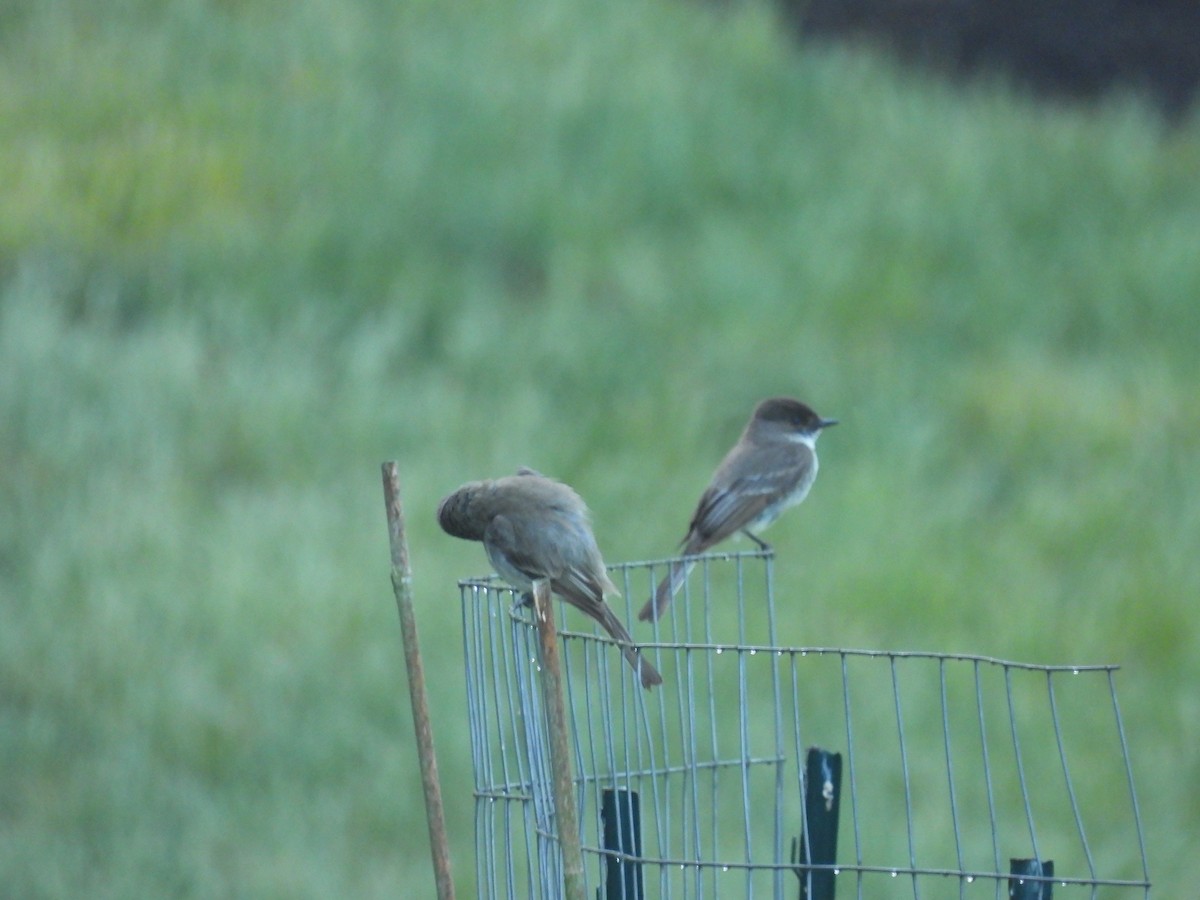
639,398,837,622
438,468,663,689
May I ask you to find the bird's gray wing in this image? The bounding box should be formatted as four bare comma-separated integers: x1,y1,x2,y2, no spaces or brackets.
483,513,551,585
686,455,810,550
482,508,598,587
550,513,617,602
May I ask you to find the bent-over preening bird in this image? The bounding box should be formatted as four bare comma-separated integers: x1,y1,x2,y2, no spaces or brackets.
438,468,663,689
639,397,837,622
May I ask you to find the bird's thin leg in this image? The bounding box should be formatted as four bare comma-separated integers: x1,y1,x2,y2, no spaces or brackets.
742,530,772,551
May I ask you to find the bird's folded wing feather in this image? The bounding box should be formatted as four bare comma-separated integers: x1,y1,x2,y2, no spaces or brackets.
485,512,609,601
688,463,806,546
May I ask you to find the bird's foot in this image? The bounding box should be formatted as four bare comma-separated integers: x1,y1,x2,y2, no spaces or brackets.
742,530,772,552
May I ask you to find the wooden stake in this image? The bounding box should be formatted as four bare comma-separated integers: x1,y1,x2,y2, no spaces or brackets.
381,462,456,900
531,579,587,900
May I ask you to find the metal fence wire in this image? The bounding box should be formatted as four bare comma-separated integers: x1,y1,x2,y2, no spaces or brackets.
458,549,1151,899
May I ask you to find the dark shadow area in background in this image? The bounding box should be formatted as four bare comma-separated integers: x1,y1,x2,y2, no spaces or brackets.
782,0,1200,118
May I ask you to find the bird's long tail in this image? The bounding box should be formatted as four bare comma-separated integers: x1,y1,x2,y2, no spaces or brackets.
638,557,696,622
572,596,662,689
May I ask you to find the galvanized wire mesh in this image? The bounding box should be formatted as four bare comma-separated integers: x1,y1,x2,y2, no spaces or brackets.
458,550,1150,899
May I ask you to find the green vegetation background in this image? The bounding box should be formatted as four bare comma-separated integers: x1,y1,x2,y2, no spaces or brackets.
2,0,1197,896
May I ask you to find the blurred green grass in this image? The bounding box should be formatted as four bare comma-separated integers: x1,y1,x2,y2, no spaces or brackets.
1,0,1197,895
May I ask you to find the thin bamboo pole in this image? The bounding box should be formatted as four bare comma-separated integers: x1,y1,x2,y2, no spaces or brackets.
381,462,456,900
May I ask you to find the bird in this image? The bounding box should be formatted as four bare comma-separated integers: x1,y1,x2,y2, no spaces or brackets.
438,468,663,689
639,397,837,622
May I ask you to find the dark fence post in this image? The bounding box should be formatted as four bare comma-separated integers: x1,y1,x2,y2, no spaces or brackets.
600,788,643,900
793,747,842,900
1009,858,1054,898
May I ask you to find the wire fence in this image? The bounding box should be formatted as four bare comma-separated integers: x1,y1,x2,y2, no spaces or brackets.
458,550,1150,899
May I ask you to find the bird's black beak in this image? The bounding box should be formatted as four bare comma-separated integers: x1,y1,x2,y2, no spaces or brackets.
819,418,839,429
